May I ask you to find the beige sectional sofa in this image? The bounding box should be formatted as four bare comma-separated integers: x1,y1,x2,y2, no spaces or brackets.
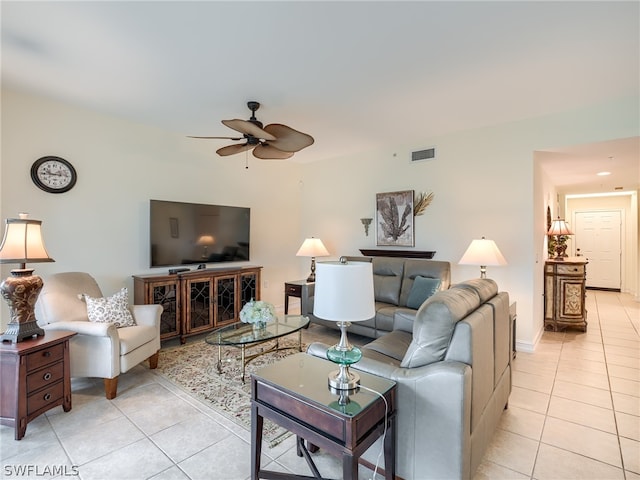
305,256,451,338
307,278,512,480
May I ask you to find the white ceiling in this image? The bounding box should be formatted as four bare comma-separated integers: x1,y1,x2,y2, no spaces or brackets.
2,1,638,194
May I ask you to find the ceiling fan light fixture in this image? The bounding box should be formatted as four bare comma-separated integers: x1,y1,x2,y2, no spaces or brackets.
189,101,314,160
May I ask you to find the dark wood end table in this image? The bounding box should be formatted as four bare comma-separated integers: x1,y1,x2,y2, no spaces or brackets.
0,330,76,440
251,353,396,480
284,280,315,315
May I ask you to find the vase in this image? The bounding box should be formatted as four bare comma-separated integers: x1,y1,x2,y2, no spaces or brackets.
253,321,267,332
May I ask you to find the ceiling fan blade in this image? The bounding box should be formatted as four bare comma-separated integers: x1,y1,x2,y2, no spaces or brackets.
263,124,314,152
188,135,244,140
253,144,294,160
216,143,255,157
222,119,277,141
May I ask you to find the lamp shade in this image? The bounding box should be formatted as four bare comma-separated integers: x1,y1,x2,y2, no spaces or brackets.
313,260,375,322
0,215,54,265
547,218,573,236
296,237,330,258
459,237,507,266
196,234,215,246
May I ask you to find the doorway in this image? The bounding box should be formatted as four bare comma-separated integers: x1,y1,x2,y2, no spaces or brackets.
573,210,622,290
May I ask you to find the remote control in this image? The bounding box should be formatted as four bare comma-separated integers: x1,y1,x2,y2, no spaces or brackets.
168,267,190,275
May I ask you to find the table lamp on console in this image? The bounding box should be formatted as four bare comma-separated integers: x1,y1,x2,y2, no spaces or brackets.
0,213,54,343
313,257,375,390
547,217,574,260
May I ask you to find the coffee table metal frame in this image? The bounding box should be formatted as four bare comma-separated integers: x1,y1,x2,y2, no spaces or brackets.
205,315,309,382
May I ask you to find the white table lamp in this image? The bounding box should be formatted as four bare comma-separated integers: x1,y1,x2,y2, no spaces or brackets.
296,237,330,282
459,237,507,278
313,258,375,390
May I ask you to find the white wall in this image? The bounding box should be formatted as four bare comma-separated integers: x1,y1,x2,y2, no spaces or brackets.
299,95,639,351
1,89,305,326
2,89,638,350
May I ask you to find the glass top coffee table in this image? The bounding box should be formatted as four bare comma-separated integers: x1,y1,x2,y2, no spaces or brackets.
205,315,310,382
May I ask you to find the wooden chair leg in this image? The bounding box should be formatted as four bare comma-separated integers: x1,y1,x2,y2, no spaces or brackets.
105,377,118,400
148,351,159,369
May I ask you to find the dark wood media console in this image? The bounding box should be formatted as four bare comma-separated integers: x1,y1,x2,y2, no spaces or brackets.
359,249,436,259
133,265,262,343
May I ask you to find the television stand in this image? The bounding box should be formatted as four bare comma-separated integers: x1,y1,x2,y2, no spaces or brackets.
133,265,262,343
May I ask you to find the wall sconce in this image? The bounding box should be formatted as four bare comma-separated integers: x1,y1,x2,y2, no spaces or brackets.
360,218,372,236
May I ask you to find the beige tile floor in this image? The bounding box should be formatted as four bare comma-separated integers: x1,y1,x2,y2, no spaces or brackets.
1,290,638,480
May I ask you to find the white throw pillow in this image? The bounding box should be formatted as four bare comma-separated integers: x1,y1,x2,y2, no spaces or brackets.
83,287,136,328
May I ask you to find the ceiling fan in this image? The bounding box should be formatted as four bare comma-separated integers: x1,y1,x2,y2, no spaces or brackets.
188,101,314,160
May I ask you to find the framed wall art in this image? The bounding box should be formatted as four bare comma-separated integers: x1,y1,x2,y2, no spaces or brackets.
376,190,414,247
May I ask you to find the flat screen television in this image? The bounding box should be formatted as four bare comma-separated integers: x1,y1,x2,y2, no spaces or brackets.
149,199,250,268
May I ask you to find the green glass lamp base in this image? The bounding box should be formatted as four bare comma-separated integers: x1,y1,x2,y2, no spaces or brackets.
326,321,363,390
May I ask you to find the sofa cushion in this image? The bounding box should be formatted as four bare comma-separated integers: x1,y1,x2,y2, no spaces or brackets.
399,259,451,306
406,276,441,309
372,258,404,305
393,308,417,333
117,324,158,355
83,287,137,328
363,330,413,362
401,287,481,368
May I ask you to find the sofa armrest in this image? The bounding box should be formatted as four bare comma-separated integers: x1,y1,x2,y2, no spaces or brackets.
42,320,117,338
307,341,472,479
131,304,162,329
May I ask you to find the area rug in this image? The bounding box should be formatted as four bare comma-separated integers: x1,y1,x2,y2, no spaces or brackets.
156,336,307,447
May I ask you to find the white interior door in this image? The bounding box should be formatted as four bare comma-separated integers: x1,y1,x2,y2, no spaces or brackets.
574,210,621,289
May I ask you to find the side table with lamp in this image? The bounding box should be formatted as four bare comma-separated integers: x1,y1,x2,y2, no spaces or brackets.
251,257,397,479
0,213,76,439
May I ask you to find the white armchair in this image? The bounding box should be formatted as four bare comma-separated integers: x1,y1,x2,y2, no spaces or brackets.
34,272,162,399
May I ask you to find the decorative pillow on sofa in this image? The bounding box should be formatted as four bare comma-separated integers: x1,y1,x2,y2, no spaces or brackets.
401,287,480,368
406,276,441,309
82,287,136,328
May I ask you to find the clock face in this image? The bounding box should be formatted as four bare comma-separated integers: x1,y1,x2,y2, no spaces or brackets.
31,156,77,193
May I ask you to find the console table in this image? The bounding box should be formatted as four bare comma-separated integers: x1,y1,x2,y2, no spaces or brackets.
0,331,76,440
251,353,397,480
544,258,588,332
133,265,262,343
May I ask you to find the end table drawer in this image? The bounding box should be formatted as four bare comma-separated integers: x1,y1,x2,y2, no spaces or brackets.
27,381,64,415
26,343,64,372
256,381,345,441
27,362,64,393
556,264,585,275
285,284,302,295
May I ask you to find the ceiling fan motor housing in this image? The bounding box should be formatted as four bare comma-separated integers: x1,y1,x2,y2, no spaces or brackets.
247,101,263,128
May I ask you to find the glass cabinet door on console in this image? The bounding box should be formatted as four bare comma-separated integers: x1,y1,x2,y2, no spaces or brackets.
214,274,237,326
240,271,259,306
133,277,180,340
133,266,262,344
183,276,214,335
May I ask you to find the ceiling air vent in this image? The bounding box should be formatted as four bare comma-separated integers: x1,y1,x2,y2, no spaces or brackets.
411,147,436,163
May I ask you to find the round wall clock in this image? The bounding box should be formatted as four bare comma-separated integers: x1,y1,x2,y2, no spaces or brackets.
30,156,77,193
